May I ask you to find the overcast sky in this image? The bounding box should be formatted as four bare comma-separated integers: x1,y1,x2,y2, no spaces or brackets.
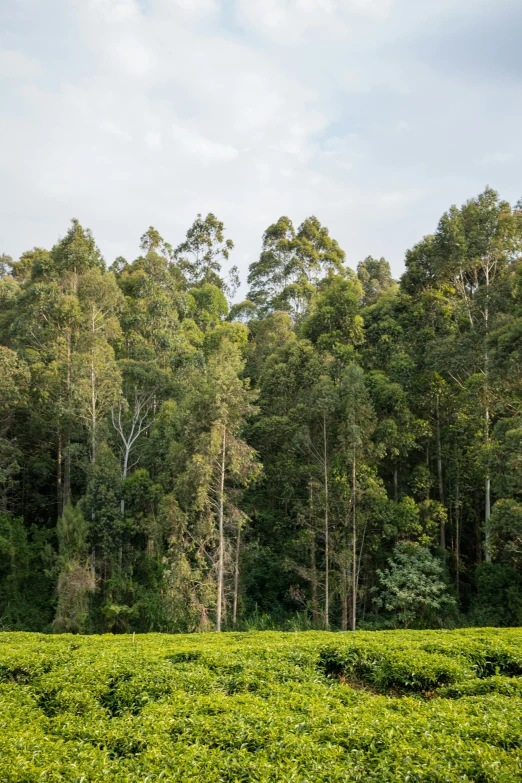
1,0,521,290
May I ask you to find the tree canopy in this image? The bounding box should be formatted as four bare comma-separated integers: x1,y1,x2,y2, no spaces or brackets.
2,189,522,632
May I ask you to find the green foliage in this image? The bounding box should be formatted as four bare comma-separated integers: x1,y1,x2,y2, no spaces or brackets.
302,275,364,355
0,514,54,630
56,503,89,562
357,255,396,306
2,190,522,634
247,215,345,318
489,498,522,567
2,629,522,781
83,443,122,558
376,544,456,627
469,563,522,627
54,504,93,634
173,213,237,293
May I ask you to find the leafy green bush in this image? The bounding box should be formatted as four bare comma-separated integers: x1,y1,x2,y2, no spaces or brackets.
1,629,522,781
375,543,456,627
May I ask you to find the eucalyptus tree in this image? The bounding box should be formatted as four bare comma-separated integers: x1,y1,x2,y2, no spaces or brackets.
247,216,346,319
301,373,338,628
179,340,260,630
432,188,522,559
111,360,168,515
246,216,296,314
73,270,123,464
366,369,419,503
0,348,29,511
9,221,107,510
338,364,376,630
173,213,238,295
302,274,364,359
357,256,396,306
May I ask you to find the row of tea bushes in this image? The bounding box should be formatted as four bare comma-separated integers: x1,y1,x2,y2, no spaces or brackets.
317,628,522,691
1,629,522,781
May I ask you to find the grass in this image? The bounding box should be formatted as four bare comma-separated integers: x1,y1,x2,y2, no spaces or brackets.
1,628,522,781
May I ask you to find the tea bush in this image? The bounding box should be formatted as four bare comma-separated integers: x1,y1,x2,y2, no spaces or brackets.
1,629,522,781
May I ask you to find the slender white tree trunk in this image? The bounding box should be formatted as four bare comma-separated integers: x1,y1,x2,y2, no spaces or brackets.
232,524,240,628
63,333,71,510
455,465,460,596
485,402,491,562
91,355,96,465
121,446,130,516
484,273,491,562
309,481,319,627
57,430,62,518
216,425,226,632
436,394,445,549
323,412,329,629
352,454,356,632
90,310,97,465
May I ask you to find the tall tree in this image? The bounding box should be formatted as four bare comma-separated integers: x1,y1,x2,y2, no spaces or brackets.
433,188,522,559
339,364,376,630
174,213,238,295
247,216,346,318
180,341,260,630
357,256,396,306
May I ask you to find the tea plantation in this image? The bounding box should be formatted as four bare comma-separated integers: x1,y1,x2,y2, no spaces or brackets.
2,629,522,782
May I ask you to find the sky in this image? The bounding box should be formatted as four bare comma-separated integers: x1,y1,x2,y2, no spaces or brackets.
1,0,522,292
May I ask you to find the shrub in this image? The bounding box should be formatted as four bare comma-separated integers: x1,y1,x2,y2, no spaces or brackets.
1,628,522,781
375,543,456,627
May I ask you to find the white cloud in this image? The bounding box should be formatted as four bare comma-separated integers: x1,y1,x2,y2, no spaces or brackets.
479,151,516,166
111,34,156,76
145,130,162,148
88,0,141,23
348,0,395,17
99,119,133,141
235,0,395,44
236,0,344,44
0,49,42,80
1,0,522,286
171,123,239,162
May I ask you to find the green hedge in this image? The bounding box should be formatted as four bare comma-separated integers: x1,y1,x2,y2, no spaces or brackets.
1,629,522,781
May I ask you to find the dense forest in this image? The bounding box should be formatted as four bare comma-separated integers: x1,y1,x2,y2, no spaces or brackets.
1,186,522,633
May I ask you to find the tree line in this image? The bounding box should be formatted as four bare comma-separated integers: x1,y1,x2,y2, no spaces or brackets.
1,186,522,633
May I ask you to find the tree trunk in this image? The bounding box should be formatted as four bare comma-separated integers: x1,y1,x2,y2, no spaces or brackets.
475,510,482,565
310,531,319,627
436,394,445,549
323,412,329,629
216,425,226,632
57,429,62,519
308,479,319,626
121,445,130,516
63,453,71,511
352,454,357,632
341,562,349,631
232,524,240,628
484,272,491,562
455,471,460,597
484,403,491,563
425,441,430,501
63,333,72,509
90,350,96,465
